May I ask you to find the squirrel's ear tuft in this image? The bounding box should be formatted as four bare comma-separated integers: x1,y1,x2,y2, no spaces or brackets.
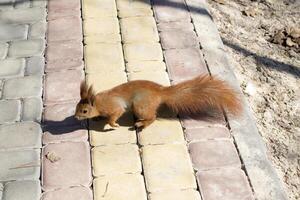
80,81,88,99
87,85,96,105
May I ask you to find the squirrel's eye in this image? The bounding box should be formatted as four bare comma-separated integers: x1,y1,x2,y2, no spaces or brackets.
83,110,87,114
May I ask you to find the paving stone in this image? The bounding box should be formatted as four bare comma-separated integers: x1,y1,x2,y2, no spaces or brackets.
94,174,147,200
47,16,82,42
0,24,28,41
0,122,41,150
2,180,41,200
43,128,88,145
83,18,119,36
82,0,117,18
29,21,47,39
31,0,48,7
41,186,93,200
22,97,42,121
0,7,46,23
0,59,25,78
0,149,40,181
44,70,83,104
14,0,31,9
3,75,42,99
197,168,254,200
124,43,163,62
180,113,226,128
0,2,14,11
8,39,45,58
46,40,83,72
164,48,208,81
0,42,8,59
185,126,230,141
160,30,199,50
142,144,196,192
42,142,92,191
92,144,141,176
86,72,127,92
84,43,124,73
120,17,159,43
138,119,185,145
43,102,81,128
149,189,202,200
116,0,151,10
25,56,45,75
0,80,3,98
189,140,241,170
153,0,190,22
157,21,194,32
0,100,20,123
0,183,2,199
84,33,121,44
128,71,170,86
47,0,80,20
89,113,136,146
118,7,153,18
126,61,166,72
93,174,147,200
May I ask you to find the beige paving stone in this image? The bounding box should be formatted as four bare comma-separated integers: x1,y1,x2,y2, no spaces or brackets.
89,113,136,146
119,7,153,18
138,119,185,145
82,0,117,18
94,174,147,200
126,61,166,72
142,144,196,192
128,71,170,86
86,72,127,92
149,189,202,200
92,144,141,176
121,17,159,43
117,0,151,9
84,43,125,73
83,18,119,36
123,43,163,62
84,33,121,44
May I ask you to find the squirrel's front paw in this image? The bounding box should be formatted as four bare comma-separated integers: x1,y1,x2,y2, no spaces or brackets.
108,122,120,128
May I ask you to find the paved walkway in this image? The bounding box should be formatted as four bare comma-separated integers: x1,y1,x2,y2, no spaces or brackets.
0,0,287,200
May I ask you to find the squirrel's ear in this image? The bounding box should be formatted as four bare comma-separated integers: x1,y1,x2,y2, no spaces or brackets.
87,85,95,105
80,81,88,99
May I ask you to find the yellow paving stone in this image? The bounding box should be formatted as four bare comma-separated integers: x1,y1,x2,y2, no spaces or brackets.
92,144,142,176
82,0,117,18
126,61,166,72
149,189,202,200
89,113,136,146
84,33,121,44
142,144,197,192
138,119,185,145
127,71,170,86
120,17,159,43
94,174,147,200
116,0,151,9
123,43,163,62
119,7,153,18
86,72,127,92
84,43,125,73
83,18,119,36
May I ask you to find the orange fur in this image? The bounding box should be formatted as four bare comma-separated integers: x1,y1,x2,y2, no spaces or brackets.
75,75,241,128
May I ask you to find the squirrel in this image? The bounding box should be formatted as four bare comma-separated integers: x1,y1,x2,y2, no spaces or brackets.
75,74,241,129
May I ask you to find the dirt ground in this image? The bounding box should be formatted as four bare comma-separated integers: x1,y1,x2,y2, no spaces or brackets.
206,0,300,199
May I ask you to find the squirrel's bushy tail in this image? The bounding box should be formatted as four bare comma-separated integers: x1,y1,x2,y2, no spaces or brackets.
161,75,241,115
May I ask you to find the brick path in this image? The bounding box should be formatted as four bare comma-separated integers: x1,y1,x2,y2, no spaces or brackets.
0,0,287,200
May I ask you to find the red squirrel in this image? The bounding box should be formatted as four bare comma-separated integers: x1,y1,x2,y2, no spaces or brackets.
75,75,241,129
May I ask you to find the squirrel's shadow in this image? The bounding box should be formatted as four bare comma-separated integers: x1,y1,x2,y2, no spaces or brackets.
43,106,224,135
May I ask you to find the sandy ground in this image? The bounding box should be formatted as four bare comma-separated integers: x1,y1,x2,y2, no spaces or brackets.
206,0,300,199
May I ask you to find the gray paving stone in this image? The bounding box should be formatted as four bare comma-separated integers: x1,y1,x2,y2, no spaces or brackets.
0,59,25,78
0,1,14,11
22,97,42,122
31,0,48,7
0,100,20,124
0,79,3,98
157,21,194,32
0,182,3,199
0,42,8,59
3,75,42,99
2,180,41,200
14,0,31,9
160,30,199,50
0,149,40,181
0,122,42,150
8,39,45,58
0,24,28,42
25,56,45,75
0,7,47,24
29,20,47,39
